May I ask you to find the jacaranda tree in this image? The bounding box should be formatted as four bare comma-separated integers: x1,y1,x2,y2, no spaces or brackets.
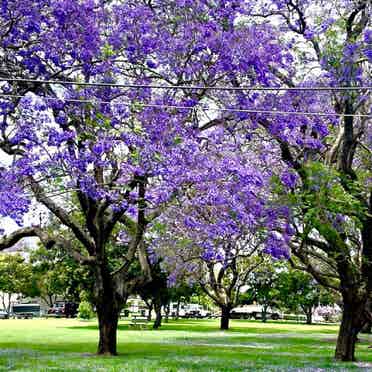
171,0,370,361
152,130,291,330
244,0,371,361
0,0,293,355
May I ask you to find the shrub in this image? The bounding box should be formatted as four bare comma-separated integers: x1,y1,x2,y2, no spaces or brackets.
78,301,94,320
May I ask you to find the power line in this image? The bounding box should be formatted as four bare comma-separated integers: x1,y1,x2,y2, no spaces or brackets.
0,77,371,92
0,93,370,118
0,93,192,110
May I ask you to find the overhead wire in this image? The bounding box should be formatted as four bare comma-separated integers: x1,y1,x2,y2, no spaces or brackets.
1,77,370,198
0,93,370,118
0,77,371,91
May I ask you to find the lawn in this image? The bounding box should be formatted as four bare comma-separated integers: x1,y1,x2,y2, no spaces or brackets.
0,318,371,371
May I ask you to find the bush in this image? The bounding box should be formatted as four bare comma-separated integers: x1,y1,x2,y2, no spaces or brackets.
78,301,94,320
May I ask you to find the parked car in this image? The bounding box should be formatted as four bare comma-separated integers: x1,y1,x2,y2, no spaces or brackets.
230,305,281,320
210,311,221,319
182,309,211,319
48,302,78,318
173,303,211,319
12,303,41,319
0,310,9,319
48,302,65,317
230,307,251,319
48,301,78,318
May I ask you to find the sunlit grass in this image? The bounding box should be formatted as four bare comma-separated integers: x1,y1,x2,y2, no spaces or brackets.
0,318,371,371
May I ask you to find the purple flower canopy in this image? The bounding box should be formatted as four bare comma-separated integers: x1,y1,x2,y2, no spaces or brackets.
0,0,369,264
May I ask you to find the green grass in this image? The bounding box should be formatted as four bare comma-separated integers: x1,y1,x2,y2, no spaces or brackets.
0,318,371,371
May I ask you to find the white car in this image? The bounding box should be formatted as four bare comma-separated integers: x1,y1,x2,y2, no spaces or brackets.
0,310,9,319
231,305,281,320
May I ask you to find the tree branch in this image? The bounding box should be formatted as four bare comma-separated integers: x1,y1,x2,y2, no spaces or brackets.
0,226,43,251
27,176,94,252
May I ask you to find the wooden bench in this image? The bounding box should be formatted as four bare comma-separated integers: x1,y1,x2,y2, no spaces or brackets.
129,316,149,330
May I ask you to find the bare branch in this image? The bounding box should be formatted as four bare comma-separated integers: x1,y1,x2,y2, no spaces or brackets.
27,176,94,252
0,226,43,251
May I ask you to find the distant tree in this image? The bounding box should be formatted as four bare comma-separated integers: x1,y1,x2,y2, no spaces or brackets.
137,263,170,329
30,245,92,307
277,269,336,324
245,262,281,322
156,223,270,330
169,283,198,320
0,253,33,314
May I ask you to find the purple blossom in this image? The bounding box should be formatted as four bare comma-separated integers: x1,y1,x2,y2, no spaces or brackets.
280,170,298,189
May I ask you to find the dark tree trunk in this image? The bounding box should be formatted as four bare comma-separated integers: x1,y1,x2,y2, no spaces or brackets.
1,295,6,315
153,302,162,329
165,302,170,323
147,302,153,321
335,297,364,361
93,264,124,356
361,320,372,334
6,293,11,315
175,300,181,320
261,305,268,323
1,293,12,315
361,198,372,334
305,308,313,325
96,301,120,356
220,306,231,330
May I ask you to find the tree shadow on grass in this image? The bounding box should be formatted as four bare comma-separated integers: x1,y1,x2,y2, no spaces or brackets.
64,320,338,335
61,322,341,353
63,323,158,332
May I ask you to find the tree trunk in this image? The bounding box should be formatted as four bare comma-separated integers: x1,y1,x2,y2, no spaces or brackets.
305,308,313,325
261,305,268,323
335,297,364,361
94,265,122,356
97,301,120,355
6,293,11,315
175,300,181,320
220,306,231,330
147,302,153,321
361,320,372,334
361,203,372,334
96,301,120,356
153,302,162,329
48,294,54,308
165,302,170,323
1,295,6,314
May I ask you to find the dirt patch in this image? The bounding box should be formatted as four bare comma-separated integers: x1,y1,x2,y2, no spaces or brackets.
79,352,97,357
355,362,372,369
322,337,370,343
0,348,37,356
